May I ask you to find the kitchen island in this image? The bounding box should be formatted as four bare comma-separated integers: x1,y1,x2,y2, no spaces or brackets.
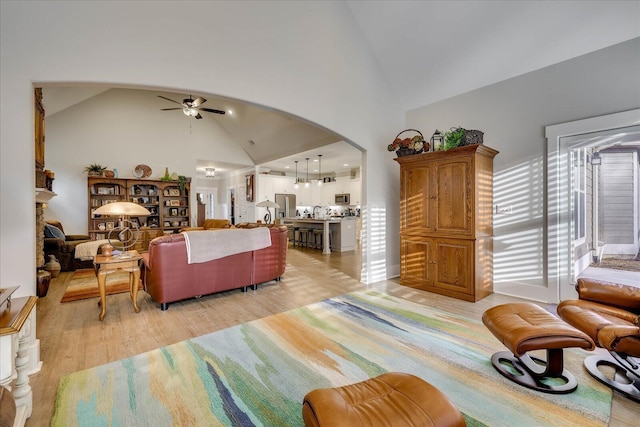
285,218,357,254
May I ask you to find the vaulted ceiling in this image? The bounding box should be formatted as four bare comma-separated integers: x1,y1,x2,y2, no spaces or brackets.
41,1,640,175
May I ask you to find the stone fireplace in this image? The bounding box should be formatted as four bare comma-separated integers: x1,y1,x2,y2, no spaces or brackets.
36,203,45,268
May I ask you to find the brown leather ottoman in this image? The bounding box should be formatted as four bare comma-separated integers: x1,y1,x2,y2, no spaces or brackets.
302,372,466,427
482,302,595,394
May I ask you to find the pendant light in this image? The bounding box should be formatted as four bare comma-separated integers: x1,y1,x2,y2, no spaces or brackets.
317,154,323,186
305,158,310,188
294,160,299,189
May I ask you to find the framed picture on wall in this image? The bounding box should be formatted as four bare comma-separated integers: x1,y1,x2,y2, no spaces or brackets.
246,174,254,202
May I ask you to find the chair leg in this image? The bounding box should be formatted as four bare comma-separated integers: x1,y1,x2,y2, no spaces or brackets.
584,352,640,402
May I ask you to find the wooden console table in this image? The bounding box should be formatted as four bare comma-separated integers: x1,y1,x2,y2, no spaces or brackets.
0,295,38,427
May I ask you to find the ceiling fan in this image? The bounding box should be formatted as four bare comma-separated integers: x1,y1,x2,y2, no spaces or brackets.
158,95,225,119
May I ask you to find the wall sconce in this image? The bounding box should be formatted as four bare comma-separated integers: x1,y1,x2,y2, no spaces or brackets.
430,130,443,152
591,152,602,165
205,168,215,178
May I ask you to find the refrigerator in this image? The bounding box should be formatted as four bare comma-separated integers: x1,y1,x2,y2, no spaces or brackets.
274,193,296,220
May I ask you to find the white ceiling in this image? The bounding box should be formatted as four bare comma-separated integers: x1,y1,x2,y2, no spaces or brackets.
41,1,639,176
346,1,640,111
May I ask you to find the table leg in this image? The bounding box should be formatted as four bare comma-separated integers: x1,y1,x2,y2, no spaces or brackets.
323,222,331,255
130,266,140,314
97,269,107,321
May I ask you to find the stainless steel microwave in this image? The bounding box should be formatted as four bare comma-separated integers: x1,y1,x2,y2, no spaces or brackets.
335,193,350,205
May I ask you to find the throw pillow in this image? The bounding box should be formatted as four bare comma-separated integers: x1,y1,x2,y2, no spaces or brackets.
44,223,65,240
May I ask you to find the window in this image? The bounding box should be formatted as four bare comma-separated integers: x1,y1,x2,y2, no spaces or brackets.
207,193,215,219
571,148,586,245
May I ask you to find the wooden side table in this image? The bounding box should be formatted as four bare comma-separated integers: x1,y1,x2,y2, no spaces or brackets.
93,251,143,321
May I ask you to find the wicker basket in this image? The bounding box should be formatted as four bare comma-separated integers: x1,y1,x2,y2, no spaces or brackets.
462,129,484,146
392,129,426,157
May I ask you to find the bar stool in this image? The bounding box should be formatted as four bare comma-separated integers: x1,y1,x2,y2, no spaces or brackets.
287,225,299,247
312,228,332,250
312,229,323,250
297,228,310,247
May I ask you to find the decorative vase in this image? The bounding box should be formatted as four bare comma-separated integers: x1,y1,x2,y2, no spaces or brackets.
101,243,114,257
44,255,61,278
36,270,51,297
163,167,170,180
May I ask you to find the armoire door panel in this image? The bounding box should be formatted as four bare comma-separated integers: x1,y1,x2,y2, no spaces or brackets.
400,238,434,287
435,159,472,234
401,167,432,231
434,239,473,295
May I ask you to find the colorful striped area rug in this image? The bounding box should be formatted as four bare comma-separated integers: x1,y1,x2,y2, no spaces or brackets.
52,291,612,426
60,269,141,303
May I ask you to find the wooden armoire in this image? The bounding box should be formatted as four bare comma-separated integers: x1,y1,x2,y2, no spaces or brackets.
395,144,498,302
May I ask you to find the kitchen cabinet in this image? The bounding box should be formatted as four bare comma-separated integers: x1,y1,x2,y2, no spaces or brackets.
257,175,295,203
395,144,498,302
330,218,357,252
349,177,361,205
319,181,336,205
294,183,318,206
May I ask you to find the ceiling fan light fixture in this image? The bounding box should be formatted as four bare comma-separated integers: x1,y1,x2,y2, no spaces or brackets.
183,107,199,117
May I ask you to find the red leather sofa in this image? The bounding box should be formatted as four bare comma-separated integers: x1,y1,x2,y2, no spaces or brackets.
141,224,287,310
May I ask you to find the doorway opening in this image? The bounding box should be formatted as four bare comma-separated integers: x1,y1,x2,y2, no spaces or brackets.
546,109,640,301
568,134,640,280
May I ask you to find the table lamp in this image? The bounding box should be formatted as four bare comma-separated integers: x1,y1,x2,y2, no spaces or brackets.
92,201,151,257
256,199,280,224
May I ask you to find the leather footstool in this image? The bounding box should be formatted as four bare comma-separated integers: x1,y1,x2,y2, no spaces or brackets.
482,302,595,394
302,372,466,427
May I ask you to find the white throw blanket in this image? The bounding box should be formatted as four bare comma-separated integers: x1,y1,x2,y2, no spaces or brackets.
75,239,110,260
182,228,271,264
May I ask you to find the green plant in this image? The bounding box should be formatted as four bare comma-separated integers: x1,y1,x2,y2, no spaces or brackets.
177,175,188,193
83,163,107,174
443,127,464,150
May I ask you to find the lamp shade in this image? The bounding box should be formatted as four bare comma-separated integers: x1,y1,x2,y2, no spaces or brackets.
255,200,280,208
93,201,151,216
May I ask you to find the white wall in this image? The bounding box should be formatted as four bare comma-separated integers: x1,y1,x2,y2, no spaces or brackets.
1,1,402,297
407,38,640,301
44,88,251,234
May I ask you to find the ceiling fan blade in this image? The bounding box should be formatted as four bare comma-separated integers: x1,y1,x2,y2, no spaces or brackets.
157,95,183,105
191,97,206,107
195,113,203,120
200,107,226,115
160,108,182,111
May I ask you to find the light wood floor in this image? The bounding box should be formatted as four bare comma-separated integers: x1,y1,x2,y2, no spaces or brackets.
27,244,638,425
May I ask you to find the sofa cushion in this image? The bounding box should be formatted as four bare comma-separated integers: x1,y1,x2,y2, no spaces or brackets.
45,223,65,240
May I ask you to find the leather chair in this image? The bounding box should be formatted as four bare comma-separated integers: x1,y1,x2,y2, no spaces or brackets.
43,220,93,271
180,218,231,232
557,278,640,402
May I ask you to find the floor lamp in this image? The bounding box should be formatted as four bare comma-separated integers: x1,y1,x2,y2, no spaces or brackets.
256,200,280,224
92,201,151,257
